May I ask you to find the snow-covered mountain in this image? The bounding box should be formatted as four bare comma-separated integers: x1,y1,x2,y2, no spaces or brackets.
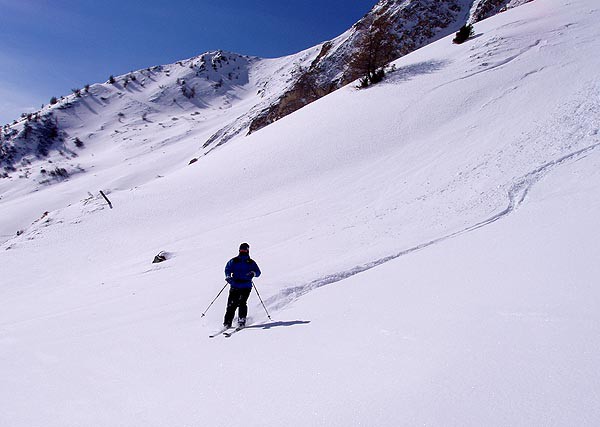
2,0,600,425
0,47,326,234
1,0,531,188
0,48,318,176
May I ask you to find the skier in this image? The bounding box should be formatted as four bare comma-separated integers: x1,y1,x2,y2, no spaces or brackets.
223,242,261,328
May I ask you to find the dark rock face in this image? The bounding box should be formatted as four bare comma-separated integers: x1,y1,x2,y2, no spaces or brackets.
471,0,534,22
248,65,339,135
1,114,64,172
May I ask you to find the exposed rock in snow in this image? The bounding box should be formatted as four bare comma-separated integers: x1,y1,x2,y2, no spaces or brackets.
470,0,535,22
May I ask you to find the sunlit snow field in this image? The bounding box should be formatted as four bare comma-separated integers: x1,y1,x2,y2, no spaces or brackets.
2,0,600,425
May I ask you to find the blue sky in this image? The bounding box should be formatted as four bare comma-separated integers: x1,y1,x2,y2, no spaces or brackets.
0,0,376,124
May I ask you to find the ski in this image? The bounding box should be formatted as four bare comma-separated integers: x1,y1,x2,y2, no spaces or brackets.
209,326,232,338
224,325,245,337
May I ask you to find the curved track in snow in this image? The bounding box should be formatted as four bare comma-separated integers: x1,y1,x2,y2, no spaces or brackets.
266,141,600,312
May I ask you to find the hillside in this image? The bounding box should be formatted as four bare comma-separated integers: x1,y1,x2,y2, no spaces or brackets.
0,48,322,239
2,0,600,425
246,0,531,134
1,0,530,196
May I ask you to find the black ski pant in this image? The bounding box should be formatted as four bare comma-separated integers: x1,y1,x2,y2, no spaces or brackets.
224,287,252,325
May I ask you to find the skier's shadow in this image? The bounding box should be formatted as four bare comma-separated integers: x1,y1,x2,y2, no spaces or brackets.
246,320,310,330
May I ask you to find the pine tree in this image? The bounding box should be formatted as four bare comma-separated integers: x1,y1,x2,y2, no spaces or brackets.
349,16,399,87
453,24,474,44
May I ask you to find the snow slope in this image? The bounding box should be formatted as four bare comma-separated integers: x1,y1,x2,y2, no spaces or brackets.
0,48,321,242
2,0,600,425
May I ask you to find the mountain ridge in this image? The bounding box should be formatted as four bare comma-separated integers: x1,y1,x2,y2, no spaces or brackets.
1,0,532,183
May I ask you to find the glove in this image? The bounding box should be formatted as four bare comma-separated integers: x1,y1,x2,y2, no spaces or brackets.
226,277,234,284
248,271,256,278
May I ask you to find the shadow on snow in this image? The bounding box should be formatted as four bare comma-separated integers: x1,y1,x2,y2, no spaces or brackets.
245,320,311,330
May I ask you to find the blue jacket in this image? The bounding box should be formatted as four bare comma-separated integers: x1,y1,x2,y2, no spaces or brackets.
225,254,261,289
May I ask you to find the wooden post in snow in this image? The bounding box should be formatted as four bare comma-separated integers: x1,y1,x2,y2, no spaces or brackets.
99,191,113,209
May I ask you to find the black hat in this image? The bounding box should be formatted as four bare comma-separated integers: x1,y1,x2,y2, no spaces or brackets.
239,242,250,252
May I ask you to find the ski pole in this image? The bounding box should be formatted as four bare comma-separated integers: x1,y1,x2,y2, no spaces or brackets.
252,283,272,321
201,282,228,317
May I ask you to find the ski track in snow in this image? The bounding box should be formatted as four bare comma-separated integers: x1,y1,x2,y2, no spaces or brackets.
266,69,600,312
266,141,600,312
263,26,600,314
